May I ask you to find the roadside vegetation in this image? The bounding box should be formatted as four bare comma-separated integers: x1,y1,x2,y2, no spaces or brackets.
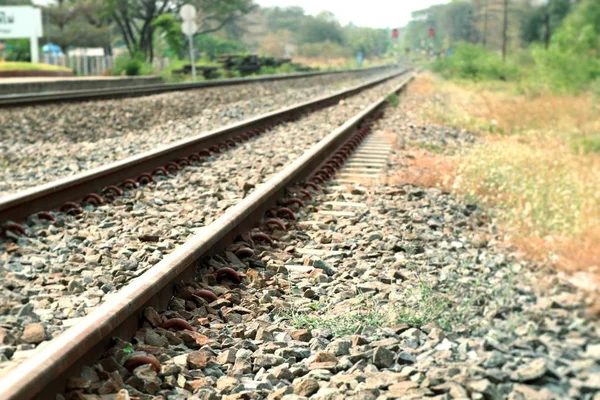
403,0,600,275
0,61,72,73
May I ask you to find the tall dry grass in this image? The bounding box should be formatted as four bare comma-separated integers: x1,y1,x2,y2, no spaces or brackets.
408,73,600,275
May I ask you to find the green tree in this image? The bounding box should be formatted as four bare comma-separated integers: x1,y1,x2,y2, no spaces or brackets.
43,0,113,53
105,0,254,60
194,34,246,59
521,0,571,48
152,13,183,58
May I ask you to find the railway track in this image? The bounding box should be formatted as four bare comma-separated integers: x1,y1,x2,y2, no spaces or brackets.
0,65,394,108
0,69,414,399
0,68,408,227
0,67,390,198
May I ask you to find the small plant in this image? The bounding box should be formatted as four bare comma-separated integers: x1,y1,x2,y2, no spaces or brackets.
386,93,400,107
573,135,600,155
394,282,453,330
125,59,143,76
281,295,390,337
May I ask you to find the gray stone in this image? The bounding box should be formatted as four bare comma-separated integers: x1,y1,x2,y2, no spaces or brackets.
292,377,320,396
510,359,548,382
373,346,394,369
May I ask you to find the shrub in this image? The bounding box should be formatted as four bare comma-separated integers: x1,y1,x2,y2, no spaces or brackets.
432,43,519,81
124,59,143,76
113,53,154,76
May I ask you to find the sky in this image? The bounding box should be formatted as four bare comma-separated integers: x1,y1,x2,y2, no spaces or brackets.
254,0,451,29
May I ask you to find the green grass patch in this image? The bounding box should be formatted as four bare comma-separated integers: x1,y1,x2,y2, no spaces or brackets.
0,62,72,72
572,134,600,155
386,93,400,107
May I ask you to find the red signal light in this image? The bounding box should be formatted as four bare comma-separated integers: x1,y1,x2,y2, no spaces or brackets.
429,28,435,37
392,29,399,38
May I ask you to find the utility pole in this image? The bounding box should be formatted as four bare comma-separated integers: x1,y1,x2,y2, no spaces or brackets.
502,0,509,61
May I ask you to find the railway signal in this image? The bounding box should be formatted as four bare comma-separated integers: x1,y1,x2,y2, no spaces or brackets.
429,28,435,37
392,28,399,39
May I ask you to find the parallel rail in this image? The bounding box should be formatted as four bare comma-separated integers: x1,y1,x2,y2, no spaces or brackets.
0,68,409,226
0,64,395,107
0,70,414,400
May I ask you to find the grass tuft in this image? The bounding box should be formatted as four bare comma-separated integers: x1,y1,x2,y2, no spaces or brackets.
386,93,400,108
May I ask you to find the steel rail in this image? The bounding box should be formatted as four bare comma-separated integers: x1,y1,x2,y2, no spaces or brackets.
0,64,395,107
0,70,414,400
0,68,409,226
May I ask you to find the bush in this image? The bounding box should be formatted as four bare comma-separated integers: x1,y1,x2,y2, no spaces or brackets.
113,53,154,76
194,35,247,59
432,43,519,81
124,59,143,76
3,39,31,61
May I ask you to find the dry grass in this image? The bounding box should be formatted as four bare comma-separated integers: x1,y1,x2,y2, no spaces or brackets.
383,148,457,190
408,73,600,277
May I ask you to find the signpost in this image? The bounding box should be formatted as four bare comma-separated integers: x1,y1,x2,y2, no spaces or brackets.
0,6,43,63
179,4,197,80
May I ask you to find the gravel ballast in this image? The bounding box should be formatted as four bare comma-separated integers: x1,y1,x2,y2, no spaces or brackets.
0,69,391,197
55,79,600,400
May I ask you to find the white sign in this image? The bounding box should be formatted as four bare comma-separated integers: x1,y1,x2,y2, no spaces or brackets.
179,4,198,81
0,6,43,39
181,20,197,36
179,4,196,21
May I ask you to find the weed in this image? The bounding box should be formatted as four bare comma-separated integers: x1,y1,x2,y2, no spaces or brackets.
284,307,388,337
393,282,453,331
386,93,400,108
573,135,600,155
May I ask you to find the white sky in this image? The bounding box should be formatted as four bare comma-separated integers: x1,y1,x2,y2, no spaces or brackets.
254,0,451,28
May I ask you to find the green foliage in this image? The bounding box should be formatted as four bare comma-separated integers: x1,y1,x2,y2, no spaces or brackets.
432,43,518,81
194,34,246,59
258,63,309,76
395,282,452,330
520,0,571,45
526,0,600,92
2,39,31,61
573,135,600,155
43,0,112,51
529,44,600,92
124,59,142,76
113,52,153,76
289,309,387,337
386,93,399,107
152,14,184,59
